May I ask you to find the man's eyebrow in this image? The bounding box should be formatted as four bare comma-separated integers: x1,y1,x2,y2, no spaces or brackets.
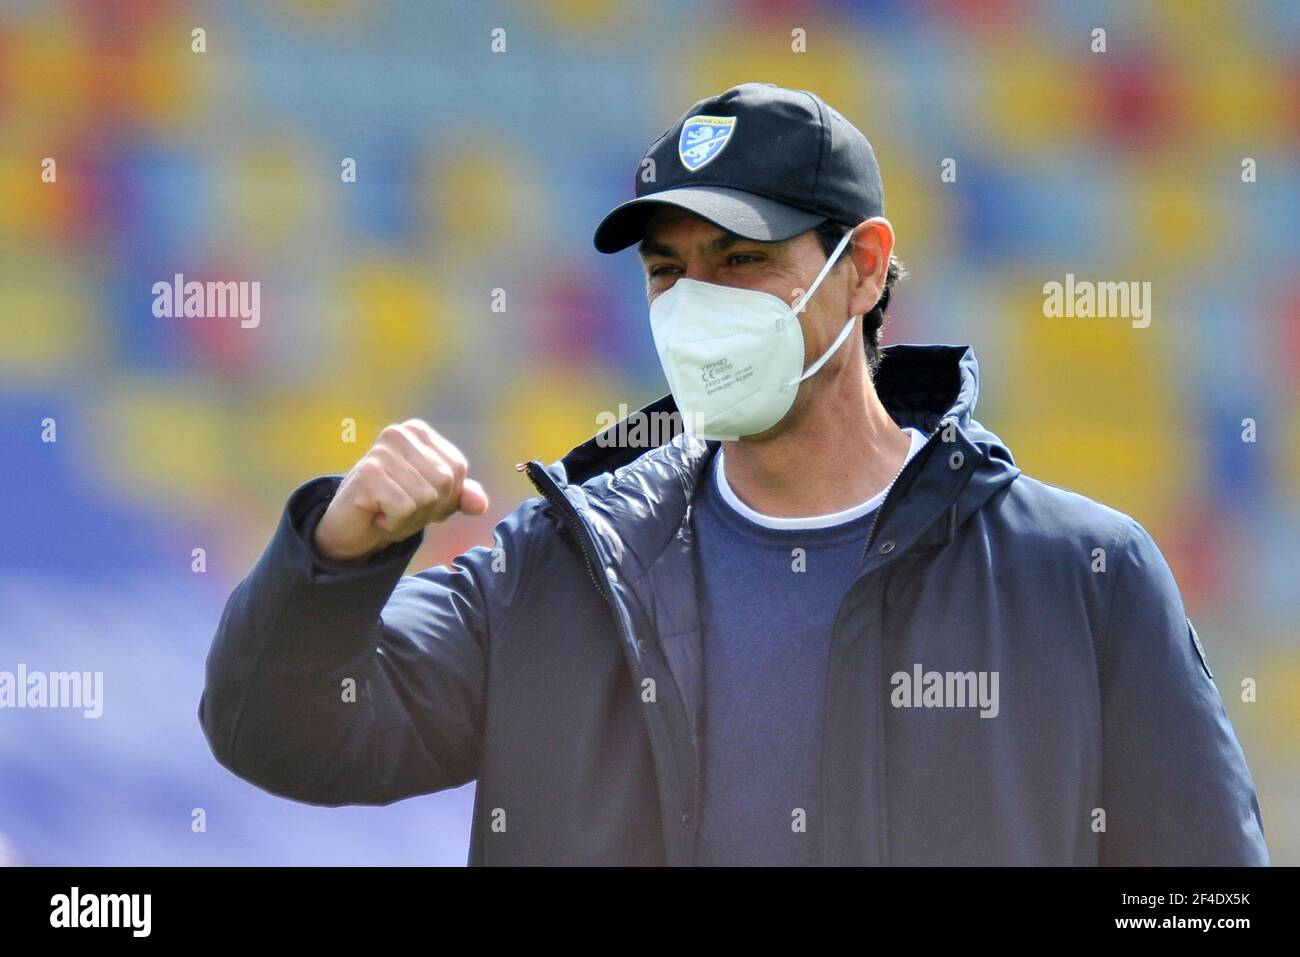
637,232,761,259
637,237,678,259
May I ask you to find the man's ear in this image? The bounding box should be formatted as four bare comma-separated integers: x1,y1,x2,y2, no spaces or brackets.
847,217,894,317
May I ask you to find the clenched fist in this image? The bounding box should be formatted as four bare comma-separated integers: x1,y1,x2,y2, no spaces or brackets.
313,419,490,562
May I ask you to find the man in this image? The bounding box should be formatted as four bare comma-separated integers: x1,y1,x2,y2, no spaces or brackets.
200,82,1269,866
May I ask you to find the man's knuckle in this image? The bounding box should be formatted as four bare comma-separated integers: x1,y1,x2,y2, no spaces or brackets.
356,457,385,480
432,462,456,487
447,451,468,480
367,445,397,470
413,482,440,508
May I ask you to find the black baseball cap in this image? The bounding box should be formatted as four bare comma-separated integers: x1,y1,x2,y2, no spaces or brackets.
593,82,885,254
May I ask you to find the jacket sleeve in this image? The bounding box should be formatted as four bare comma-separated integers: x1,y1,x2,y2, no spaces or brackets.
198,474,538,806
1097,517,1270,865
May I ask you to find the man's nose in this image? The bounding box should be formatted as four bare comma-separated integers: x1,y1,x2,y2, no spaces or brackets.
683,261,717,283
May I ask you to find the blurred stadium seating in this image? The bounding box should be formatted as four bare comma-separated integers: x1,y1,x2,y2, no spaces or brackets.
0,0,1296,864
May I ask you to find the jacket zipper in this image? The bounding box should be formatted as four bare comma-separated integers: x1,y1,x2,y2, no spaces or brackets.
825,423,945,864
516,459,691,863
859,425,943,565
517,461,612,603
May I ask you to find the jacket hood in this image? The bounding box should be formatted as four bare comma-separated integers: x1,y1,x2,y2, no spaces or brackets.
541,343,1021,581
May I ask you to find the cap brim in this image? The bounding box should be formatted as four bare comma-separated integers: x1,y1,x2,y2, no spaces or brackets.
592,186,826,254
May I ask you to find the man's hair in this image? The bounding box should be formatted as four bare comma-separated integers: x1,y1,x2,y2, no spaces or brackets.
813,219,906,376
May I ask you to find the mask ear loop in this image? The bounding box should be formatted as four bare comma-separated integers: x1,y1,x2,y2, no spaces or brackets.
797,311,859,382
789,226,855,315
787,227,859,385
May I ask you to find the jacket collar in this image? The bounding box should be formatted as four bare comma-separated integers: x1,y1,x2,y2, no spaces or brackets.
542,342,1019,579
556,343,1000,484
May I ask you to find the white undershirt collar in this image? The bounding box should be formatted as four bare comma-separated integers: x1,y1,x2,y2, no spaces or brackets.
713,427,927,530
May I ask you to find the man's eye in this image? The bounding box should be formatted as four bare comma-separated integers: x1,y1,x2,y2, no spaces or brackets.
727,253,762,266
649,265,681,278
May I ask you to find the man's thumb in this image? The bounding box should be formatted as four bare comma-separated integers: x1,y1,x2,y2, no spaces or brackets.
458,478,490,515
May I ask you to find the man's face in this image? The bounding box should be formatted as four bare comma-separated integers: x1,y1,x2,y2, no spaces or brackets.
637,206,860,434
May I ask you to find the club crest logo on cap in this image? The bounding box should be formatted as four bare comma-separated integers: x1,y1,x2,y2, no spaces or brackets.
678,115,736,172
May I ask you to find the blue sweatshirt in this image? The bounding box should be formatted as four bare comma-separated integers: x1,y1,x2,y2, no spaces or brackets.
693,429,925,865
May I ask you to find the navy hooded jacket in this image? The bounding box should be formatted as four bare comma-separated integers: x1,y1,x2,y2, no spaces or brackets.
199,343,1270,865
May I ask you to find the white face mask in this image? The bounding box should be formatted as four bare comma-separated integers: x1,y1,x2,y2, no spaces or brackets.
648,227,857,440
